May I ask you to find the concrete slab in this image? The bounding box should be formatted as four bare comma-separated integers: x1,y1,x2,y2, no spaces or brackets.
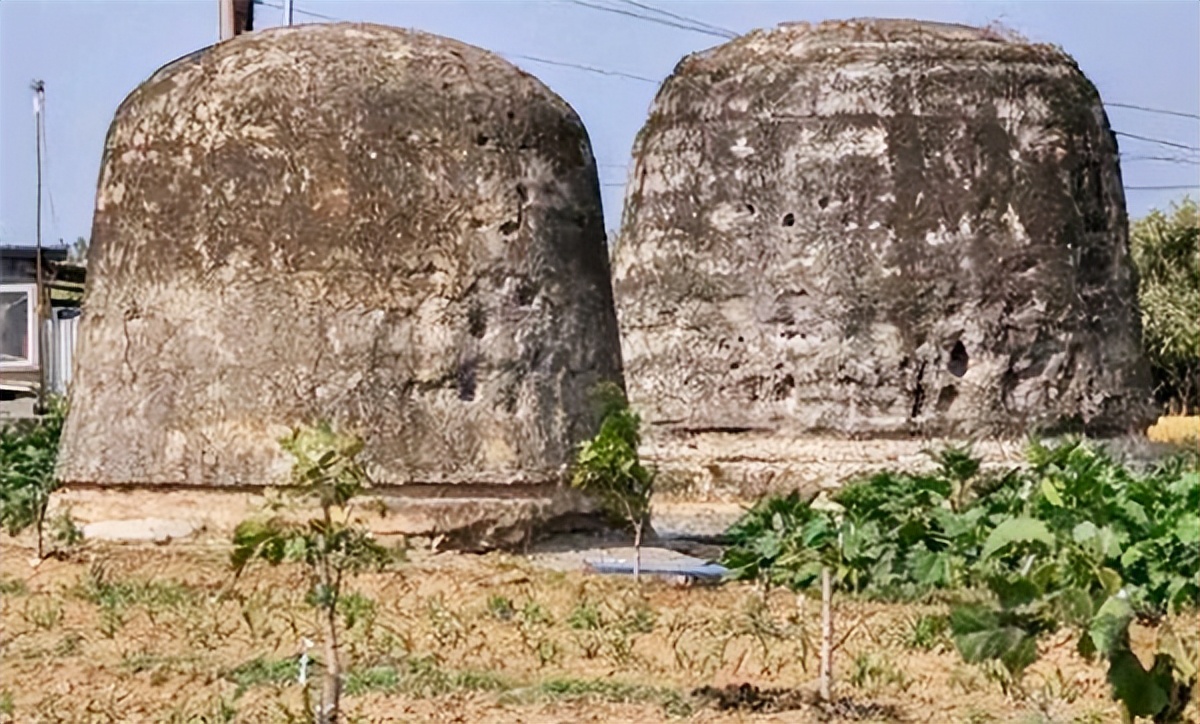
81,517,200,543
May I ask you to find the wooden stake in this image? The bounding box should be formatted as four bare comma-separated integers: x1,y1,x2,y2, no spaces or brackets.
819,565,833,701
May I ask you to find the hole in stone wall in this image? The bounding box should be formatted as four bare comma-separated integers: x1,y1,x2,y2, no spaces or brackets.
457,359,477,402
499,220,519,236
516,281,536,306
476,133,489,146
730,362,740,370
745,203,756,214
818,196,830,209
782,213,795,227
467,304,487,338
910,361,927,419
948,341,969,378
936,385,958,412
772,374,795,400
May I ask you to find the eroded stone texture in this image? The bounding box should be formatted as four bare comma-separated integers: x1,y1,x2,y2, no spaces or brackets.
615,19,1153,457
58,23,623,523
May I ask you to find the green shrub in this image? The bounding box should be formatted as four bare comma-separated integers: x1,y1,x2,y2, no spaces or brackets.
572,382,655,579
230,422,397,724
722,440,1199,720
0,398,67,558
1131,196,1199,414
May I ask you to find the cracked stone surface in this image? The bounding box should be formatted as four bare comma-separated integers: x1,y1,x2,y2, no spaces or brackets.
57,23,623,534
614,18,1154,475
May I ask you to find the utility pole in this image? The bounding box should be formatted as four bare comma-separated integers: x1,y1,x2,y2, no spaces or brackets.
31,80,47,414
283,0,294,26
219,0,235,41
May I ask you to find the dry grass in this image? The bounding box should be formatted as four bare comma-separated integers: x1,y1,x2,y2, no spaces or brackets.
1148,415,1200,446
0,537,1191,723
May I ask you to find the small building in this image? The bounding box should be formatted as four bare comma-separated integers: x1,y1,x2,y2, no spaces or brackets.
1,245,86,414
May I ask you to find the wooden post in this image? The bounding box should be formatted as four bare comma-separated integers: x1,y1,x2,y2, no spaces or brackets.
219,0,235,41
819,565,833,701
32,80,47,414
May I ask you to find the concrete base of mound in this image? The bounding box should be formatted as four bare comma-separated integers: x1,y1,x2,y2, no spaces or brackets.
646,432,1178,501
49,484,598,551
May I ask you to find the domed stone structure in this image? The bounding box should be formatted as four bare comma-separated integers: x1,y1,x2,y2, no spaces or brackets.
614,19,1153,492
57,24,623,545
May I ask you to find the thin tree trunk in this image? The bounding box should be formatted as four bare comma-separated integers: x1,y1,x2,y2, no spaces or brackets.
633,523,642,582
35,503,45,560
315,527,340,724
318,594,341,724
819,565,833,702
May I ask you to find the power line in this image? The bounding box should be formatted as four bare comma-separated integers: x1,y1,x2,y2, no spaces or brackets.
1120,155,1200,165
1114,131,1200,152
1124,186,1200,195
247,1,1200,163
614,0,737,38
1106,102,1200,121
253,0,661,85
505,53,658,84
563,0,734,40
254,0,337,22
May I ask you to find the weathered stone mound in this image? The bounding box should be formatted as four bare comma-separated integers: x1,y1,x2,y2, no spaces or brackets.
614,18,1152,451
58,23,623,535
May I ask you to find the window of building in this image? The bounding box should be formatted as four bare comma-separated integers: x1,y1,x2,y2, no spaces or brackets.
1,284,38,370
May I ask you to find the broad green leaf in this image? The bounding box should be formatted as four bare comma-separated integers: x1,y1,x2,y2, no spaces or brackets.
981,517,1055,560
950,607,1038,677
987,576,1041,609
1089,594,1134,656
1096,568,1123,597
1107,648,1169,718
910,548,952,587
948,606,1002,637
1072,521,1098,544
1174,513,1200,545
1040,478,1064,506
1053,587,1094,628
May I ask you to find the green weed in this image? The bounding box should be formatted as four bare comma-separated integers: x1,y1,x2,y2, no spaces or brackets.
225,656,299,698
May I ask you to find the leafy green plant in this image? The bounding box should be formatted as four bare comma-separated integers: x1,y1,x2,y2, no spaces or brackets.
722,438,1199,717
49,509,83,548
225,656,301,698
0,398,66,558
1130,196,1199,414
572,382,655,580
904,612,949,651
230,422,396,724
486,594,515,621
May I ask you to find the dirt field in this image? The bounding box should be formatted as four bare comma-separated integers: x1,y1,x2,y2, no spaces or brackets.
1,534,1195,724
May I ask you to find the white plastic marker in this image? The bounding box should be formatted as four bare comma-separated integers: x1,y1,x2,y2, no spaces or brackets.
299,638,314,685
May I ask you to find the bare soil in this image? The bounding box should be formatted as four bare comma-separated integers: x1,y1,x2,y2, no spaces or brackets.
1,534,1196,723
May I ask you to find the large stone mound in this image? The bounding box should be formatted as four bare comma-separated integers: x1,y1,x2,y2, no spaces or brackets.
57,24,623,544
614,18,1152,482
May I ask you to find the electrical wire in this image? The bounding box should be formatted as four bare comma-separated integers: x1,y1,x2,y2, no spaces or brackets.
1124,185,1200,191
1120,155,1200,165
563,0,734,40
614,0,738,38
253,0,662,84
254,0,339,22
1105,102,1200,121
1114,131,1200,153
255,0,1200,179
504,53,659,84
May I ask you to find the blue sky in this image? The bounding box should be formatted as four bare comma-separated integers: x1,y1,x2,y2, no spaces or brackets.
1,0,1197,248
